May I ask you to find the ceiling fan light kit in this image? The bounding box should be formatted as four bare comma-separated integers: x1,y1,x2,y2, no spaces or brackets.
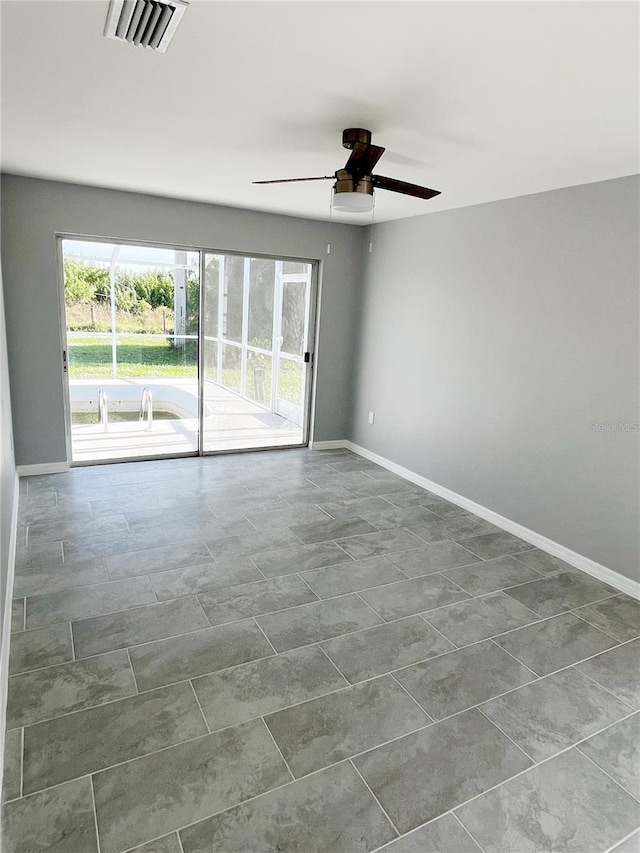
332,171,374,212
254,128,441,214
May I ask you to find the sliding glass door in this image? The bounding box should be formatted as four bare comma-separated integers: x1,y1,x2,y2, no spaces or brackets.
62,239,315,463
62,239,200,464
201,253,315,452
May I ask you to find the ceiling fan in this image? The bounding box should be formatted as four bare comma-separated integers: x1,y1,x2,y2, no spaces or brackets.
253,128,441,213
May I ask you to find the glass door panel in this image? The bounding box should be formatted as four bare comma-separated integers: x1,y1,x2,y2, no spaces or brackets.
202,252,315,452
62,239,200,463
275,279,309,427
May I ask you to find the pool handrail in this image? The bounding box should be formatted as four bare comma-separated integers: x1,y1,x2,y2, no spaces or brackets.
98,389,109,433
139,386,153,430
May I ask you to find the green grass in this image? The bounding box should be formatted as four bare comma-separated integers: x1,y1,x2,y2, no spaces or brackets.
68,336,197,378
65,303,174,334
68,336,304,404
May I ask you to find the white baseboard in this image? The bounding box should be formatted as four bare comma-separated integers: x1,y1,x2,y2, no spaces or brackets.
0,473,20,804
17,461,69,477
337,440,639,601
310,440,350,451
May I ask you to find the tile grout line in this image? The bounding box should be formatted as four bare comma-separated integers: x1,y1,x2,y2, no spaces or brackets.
248,554,268,580
370,818,432,853
502,587,620,618
388,672,434,723
487,637,540,678
475,705,537,763
20,575,159,609
433,569,479,594
603,828,640,853
252,617,280,657
188,680,211,734
419,598,545,637
149,577,160,604
315,642,351,685
352,589,387,622
573,666,639,711
572,608,629,643
125,648,140,694
260,717,296,782
382,552,411,580
191,595,211,629
421,600,621,649
417,585,545,618
89,775,103,853
349,758,402,839
19,726,24,800
510,561,554,580
69,622,76,661
452,810,491,853
500,569,620,598
418,612,461,648
576,740,640,805
295,570,323,599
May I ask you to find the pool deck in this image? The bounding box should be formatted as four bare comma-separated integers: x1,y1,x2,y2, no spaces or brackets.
70,379,303,462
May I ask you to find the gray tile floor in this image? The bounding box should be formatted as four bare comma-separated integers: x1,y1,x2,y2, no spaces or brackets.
3,449,640,852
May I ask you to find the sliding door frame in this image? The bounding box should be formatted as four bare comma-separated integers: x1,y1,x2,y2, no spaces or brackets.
56,232,320,465
198,248,319,456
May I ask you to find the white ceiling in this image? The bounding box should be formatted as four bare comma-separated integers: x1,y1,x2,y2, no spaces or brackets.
1,1,638,224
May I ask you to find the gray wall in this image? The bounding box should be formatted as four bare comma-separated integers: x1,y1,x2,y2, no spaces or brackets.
350,176,639,579
0,241,17,654
1,175,365,465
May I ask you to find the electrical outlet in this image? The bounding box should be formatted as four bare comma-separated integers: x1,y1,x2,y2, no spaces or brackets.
368,411,375,425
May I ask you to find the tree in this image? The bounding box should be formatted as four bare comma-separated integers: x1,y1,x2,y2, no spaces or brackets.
64,260,177,312
63,259,108,303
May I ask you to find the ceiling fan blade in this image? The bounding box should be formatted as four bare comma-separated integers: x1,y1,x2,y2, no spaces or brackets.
372,175,441,200
344,142,386,177
253,176,334,184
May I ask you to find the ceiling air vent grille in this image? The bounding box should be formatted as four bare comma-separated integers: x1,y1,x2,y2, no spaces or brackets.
104,0,188,53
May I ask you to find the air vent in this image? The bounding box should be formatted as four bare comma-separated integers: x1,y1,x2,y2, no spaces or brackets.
104,0,188,53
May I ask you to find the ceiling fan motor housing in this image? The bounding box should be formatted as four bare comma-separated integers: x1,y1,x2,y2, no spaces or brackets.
342,128,372,149
334,170,373,196
333,170,374,212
